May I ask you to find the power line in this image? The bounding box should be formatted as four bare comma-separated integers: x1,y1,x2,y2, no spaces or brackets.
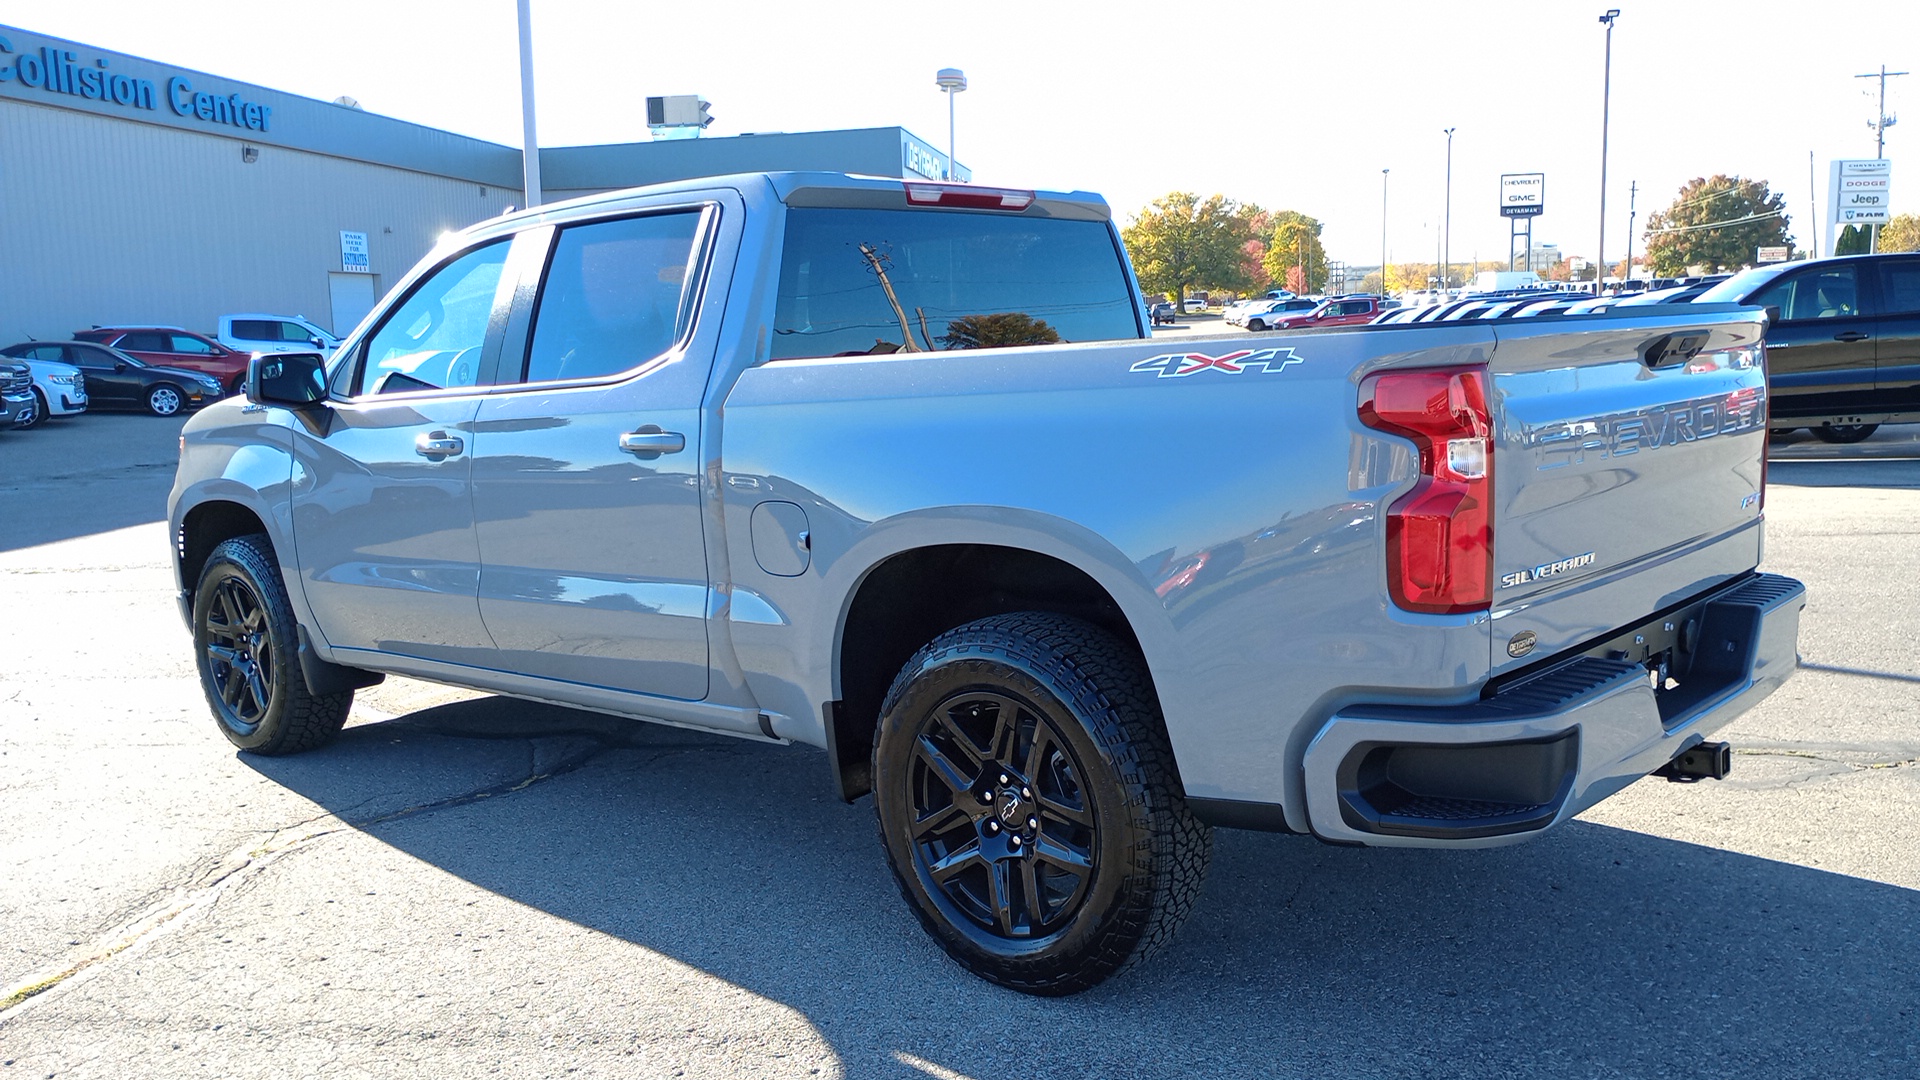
1643,209,1786,236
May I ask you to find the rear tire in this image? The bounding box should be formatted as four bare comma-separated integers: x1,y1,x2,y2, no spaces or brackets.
872,613,1211,995
1811,423,1878,444
193,533,351,754
1248,319,1266,332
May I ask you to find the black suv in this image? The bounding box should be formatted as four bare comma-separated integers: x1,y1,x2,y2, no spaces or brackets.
1697,253,1920,442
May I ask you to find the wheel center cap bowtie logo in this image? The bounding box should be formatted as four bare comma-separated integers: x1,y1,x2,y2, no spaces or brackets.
997,792,1025,825
1129,347,1304,378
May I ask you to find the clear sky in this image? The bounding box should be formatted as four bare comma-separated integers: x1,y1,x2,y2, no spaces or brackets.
9,0,1917,269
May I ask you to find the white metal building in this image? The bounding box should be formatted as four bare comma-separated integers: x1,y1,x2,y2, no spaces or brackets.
0,24,966,344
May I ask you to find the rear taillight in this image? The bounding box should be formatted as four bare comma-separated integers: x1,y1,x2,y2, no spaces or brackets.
1358,366,1493,614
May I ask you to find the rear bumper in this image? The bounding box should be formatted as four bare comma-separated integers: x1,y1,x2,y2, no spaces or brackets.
1300,572,1805,848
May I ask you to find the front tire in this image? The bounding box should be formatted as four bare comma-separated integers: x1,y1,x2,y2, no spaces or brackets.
1248,319,1266,332
1811,423,1878,444
193,533,351,754
873,613,1211,995
147,384,184,416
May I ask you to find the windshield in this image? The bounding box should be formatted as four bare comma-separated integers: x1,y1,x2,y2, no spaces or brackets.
1697,265,1787,304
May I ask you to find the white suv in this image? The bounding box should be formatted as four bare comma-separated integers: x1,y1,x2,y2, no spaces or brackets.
215,314,341,356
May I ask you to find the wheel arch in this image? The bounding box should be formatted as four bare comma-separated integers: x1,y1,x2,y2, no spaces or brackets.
824,537,1172,802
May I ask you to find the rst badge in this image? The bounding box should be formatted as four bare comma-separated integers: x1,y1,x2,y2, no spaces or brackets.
1130,348,1303,379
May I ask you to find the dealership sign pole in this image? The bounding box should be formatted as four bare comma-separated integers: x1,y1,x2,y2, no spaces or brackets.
1501,173,1545,272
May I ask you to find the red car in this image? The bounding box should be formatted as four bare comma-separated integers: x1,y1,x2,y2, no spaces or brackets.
72,326,250,395
1270,295,1388,331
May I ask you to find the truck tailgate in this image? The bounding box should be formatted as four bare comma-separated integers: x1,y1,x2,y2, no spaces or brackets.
1486,305,1769,678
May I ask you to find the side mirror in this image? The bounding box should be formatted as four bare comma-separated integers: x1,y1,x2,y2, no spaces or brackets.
114,361,129,372
1764,305,1782,327
309,335,326,348
247,351,328,407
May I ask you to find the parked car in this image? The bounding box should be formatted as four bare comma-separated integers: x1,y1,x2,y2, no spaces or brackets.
1234,298,1318,331
71,326,251,395
1148,301,1177,326
0,343,89,425
216,313,342,356
0,358,36,429
1182,296,1208,313
170,169,1801,996
1695,253,1919,442
1269,295,1387,330
20,340,223,416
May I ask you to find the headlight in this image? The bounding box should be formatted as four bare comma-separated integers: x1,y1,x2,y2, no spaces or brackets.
48,374,76,385
198,377,224,391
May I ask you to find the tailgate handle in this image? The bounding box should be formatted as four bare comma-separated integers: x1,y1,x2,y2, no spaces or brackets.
1642,331,1709,367
1833,331,1869,342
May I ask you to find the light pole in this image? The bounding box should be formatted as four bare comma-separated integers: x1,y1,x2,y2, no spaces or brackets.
1443,127,1455,295
1597,9,1620,293
1381,168,1390,296
935,68,967,181
515,0,542,208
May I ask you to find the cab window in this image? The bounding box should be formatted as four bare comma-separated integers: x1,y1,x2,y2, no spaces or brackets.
1752,266,1860,320
520,212,704,384
356,240,511,396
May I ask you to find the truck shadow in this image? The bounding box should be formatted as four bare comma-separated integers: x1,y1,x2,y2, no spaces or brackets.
246,698,1920,1080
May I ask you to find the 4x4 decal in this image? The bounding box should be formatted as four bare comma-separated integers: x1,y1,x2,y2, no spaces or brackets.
1129,347,1303,378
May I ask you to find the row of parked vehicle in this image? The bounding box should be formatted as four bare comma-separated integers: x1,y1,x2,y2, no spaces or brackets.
1368,252,1917,444
0,314,341,430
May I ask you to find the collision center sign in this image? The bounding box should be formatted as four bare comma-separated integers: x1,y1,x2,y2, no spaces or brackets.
1500,173,1545,218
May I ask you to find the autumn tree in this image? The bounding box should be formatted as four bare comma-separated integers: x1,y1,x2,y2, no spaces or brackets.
1643,175,1791,275
1879,213,1920,253
941,313,1060,349
1260,211,1329,294
1122,193,1261,303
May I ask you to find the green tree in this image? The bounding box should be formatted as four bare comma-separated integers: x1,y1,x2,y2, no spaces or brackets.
1261,211,1329,294
1643,175,1792,275
1122,193,1261,303
1835,224,1872,255
941,313,1061,350
1879,213,1920,253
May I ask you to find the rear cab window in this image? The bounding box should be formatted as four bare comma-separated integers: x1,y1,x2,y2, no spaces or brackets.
770,207,1140,360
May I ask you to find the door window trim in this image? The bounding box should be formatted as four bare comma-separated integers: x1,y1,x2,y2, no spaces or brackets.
331,236,519,403
492,203,721,393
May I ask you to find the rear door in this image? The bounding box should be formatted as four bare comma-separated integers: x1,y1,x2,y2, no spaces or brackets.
1485,306,1769,677
468,201,724,702
1872,256,1920,410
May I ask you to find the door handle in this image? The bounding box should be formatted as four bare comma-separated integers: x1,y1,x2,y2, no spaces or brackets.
1834,331,1870,342
414,432,464,458
619,426,686,457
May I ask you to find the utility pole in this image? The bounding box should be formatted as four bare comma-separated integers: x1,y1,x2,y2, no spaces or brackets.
1855,64,1906,252
1809,150,1819,258
1443,127,1455,295
1381,168,1390,296
1624,181,1637,285
515,0,542,208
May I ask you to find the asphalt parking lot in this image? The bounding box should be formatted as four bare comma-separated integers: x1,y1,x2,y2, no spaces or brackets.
0,411,1915,1079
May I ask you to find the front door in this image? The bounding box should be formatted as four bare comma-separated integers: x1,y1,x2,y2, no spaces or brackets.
1747,263,1878,420
1872,256,1920,410
470,208,717,700
290,238,513,666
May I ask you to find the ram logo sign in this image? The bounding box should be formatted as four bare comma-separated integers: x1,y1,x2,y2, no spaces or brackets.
1130,348,1304,379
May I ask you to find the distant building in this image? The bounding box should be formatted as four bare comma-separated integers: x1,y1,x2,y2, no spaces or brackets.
0,23,968,341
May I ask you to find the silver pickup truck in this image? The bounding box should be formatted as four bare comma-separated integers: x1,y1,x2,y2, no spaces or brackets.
168,172,1805,995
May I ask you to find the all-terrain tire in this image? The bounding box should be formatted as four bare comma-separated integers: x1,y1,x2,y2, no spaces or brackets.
192,533,351,754
872,612,1212,995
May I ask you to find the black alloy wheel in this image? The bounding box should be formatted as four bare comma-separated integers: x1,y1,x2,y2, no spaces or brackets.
1811,423,1878,444
146,384,183,416
193,533,352,754
873,613,1211,995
